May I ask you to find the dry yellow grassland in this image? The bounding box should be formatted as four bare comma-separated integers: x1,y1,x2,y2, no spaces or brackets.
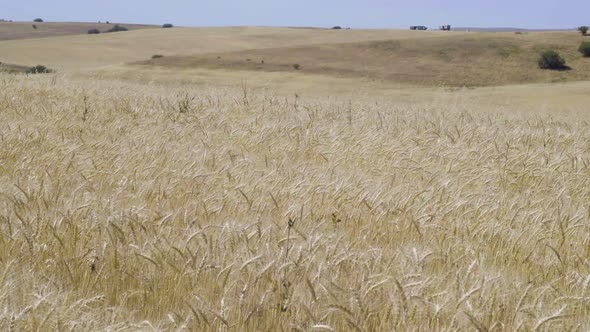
0,22,157,41
141,31,590,87
0,27,465,70
1,71,590,331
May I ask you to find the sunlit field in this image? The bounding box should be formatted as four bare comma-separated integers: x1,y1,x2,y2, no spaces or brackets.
1,72,590,331
1,24,590,331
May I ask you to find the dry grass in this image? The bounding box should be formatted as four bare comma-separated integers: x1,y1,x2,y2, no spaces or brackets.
86,62,590,111
140,31,590,87
0,21,156,41
0,27,466,70
1,71,590,331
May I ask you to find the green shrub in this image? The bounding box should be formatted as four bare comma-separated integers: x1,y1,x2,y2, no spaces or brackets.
87,29,101,34
152,54,164,59
579,26,589,36
579,41,590,57
107,25,128,33
293,64,301,70
538,50,566,70
162,23,173,28
26,65,51,74
33,18,43,23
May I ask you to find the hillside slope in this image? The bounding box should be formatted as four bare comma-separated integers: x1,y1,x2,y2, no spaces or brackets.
140,31,590,87
0,27,465,70
0,21,156,41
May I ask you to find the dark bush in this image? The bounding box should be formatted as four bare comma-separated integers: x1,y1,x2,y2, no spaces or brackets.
579,26,589,36
32,25,37,29
107,25,128,33
293,64,301,70
152,54,164,59
87,28,101,34
162,23,173,28
26,65,51,74
33,18,43,22
538,50,566,70
579,41,590,57
332,26,342,30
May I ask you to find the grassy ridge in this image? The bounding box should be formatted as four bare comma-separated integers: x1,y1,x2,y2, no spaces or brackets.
1,72,590,330
0,21,157,41
0,27,465,70
4,26,587,87
141,32,590,86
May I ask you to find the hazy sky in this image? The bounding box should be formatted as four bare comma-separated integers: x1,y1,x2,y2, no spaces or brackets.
3,1,588,29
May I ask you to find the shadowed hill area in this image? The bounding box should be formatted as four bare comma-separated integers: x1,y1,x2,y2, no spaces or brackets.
0,21,157,41
138,31,590,87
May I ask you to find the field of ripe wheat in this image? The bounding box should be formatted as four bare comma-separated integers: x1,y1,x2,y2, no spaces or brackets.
1,72,590,331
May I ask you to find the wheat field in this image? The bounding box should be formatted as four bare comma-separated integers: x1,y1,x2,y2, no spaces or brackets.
1,70,590,331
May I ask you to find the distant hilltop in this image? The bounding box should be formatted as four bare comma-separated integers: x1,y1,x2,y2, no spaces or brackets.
453,27,576,32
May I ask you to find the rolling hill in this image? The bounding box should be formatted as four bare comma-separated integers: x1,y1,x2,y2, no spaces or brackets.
0,21,157,41
138,31,590,87
0,25,588,88
0,27,466,70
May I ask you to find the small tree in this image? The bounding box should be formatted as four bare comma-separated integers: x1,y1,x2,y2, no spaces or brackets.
87,28,101,34
107,25,128,33
579,41,590,57
33,18,43,22
578,26,589,36
162,23,173,28
26,65,51,74
332,26,342,30
538,50,566,70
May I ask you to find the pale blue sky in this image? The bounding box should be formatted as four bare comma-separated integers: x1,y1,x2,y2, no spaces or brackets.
3,1,588,29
